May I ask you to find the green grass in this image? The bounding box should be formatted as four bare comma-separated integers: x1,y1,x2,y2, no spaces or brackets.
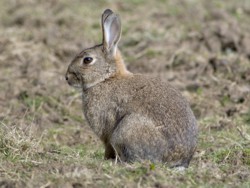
0,114,249,187
212,147,250,165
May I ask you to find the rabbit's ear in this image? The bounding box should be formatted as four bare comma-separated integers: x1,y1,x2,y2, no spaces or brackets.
101,9,121,56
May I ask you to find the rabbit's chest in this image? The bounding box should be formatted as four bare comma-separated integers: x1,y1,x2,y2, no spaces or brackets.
82,90,125,139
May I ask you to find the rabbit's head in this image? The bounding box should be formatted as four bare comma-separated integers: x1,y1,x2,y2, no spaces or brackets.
65,9,129,89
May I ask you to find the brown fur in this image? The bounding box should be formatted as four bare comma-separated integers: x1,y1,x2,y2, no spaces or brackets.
65,9,198,167
114,51,132,77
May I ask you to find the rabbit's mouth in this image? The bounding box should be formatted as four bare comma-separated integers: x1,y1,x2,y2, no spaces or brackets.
67,81,82,88
65,72,82,88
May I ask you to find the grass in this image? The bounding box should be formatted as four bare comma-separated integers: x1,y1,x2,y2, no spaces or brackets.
0,0,250,187
0,117,249,187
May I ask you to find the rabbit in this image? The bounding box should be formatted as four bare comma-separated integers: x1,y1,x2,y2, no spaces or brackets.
65,9,198,168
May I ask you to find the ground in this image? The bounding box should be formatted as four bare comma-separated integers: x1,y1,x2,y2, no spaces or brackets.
0,0,250,187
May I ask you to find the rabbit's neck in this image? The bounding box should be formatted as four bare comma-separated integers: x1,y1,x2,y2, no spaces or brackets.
114,51,132,77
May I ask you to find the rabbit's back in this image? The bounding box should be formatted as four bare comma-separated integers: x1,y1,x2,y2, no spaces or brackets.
83,74,198,166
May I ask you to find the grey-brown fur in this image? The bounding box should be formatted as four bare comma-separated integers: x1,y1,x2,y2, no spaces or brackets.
65,9,198,167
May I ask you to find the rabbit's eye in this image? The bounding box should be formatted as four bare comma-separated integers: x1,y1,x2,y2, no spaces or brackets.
83,57,93,64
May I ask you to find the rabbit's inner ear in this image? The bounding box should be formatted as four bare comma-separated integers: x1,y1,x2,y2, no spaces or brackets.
102,13,121,56
102,9,113,24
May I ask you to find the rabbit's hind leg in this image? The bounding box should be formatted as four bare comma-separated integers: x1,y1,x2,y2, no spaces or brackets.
110,114,167,163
